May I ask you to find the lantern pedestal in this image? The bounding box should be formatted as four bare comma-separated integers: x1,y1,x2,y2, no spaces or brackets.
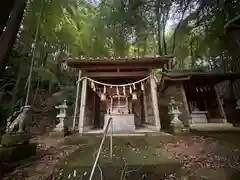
168,109,184,134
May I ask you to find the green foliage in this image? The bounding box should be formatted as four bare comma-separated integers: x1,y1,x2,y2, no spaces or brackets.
0,0,240,122
50,86,78,105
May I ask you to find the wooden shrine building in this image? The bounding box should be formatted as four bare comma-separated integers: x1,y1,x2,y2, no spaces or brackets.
68,57,171,133
160,71,240,129
67,57,240,134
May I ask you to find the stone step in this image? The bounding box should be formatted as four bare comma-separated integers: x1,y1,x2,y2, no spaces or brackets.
189,123,240,132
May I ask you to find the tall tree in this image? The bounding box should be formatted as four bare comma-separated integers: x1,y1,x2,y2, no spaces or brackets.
0,0,15,35
0,0,27,74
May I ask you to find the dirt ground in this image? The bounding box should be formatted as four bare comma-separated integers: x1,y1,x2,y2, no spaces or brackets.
3,133,240,180
3,136,79,180
163,134,240,179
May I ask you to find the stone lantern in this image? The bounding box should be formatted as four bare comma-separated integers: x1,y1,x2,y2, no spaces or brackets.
168,96,184,133
53,100,68,135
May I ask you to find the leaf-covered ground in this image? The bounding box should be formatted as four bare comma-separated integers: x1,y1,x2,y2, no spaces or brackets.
163,135,240,179
3,133,240,180
3,136,79,180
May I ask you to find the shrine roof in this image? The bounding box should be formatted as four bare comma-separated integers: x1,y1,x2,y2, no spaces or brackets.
163,71,240,83
67,56,172,70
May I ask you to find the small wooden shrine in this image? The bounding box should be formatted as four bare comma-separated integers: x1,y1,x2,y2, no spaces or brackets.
161,71,240,128
67,56,172,133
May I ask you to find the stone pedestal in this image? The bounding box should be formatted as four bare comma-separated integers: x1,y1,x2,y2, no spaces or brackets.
1,132,30,147
0,132,36,174
169,110,184,134
54,116,66,131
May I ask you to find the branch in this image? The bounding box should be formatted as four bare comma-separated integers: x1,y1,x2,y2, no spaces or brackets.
171,0,191,53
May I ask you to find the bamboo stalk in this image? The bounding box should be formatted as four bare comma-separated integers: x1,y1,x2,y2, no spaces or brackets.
25,0,44,106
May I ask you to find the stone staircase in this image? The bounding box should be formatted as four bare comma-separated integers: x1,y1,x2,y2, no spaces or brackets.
189,123,240,132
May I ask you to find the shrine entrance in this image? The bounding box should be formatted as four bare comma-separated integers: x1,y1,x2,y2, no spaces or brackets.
67,57,171,134
184,83,224,123
87,78,157,133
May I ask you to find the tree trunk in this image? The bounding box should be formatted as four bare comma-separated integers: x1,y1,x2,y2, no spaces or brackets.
162,27,167,55
156,1,162,56
162,6,170,55
10,64,21,112
0,0,27,74
190,41,194,68
143,36,147,56
0,0,15,35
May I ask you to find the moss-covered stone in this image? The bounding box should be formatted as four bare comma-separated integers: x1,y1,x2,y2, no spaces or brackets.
0,143,37,163
0,143,37,178
1,133,31,147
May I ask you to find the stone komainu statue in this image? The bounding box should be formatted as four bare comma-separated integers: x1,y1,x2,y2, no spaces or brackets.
6,105,32,133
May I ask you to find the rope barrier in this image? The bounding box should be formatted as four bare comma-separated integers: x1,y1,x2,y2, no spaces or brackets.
76,77,85,84
76,75,157,87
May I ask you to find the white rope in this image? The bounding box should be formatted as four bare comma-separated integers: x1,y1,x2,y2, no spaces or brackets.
77,75,156,87
76,77,85,83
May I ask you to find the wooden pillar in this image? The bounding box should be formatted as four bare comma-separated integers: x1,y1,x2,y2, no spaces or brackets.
110,97,113,113
150,76,161,131
180,83,190,124
78,78,87,134
72,70,82,130
214,86,227,123
92,92,96,127
129,99,132,113
143,89,148,123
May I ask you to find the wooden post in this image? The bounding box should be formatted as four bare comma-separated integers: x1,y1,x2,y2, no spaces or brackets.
79,78,87,134
143,88,148,123
214,86,227,123
92,92,96,127
110,119,113,159
72,70,82,131
110,97,113,113
180,83,190,124
129,99,132,113
150,75,161,131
